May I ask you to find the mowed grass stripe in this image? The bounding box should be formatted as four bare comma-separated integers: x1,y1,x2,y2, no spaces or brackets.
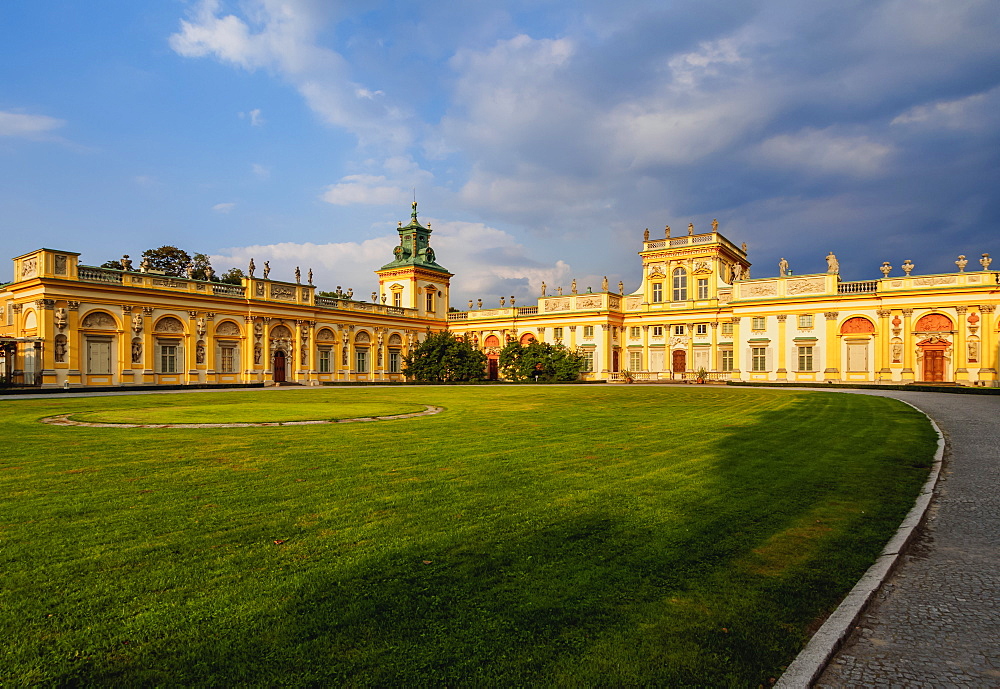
0,386,934,686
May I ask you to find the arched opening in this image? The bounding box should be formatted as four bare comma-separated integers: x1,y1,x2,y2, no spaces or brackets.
917,337,949,383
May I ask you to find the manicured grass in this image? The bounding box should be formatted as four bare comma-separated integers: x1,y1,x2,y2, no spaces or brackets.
70,397,427,424
0,386,935,686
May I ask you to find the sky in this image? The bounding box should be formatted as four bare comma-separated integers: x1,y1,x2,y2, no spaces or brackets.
2,0,999,306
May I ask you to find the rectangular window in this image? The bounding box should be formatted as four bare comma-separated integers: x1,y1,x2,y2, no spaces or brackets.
581,351,594,372
629,351,642,370
629,326,640,339
220,346,236,373
652,283,663,302
721,349,734,372
752,317,766,331
721,322,733,336
393,292,401,308
797,346,814,371
697,279,709,300
389,351,401,373
553,327,563,339
160,345,178,373
583,325,595,338
355,349,368,373
673,325,685,336
696,324,707,336
318,349,332,373
425,292,434,313
87,339,112,375
652,326,663,337
672,271,687,301
4,301,11,325
751,346,767,372
798,314,814,329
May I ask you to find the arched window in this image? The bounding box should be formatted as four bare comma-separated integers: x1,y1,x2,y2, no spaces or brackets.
672,268,688,301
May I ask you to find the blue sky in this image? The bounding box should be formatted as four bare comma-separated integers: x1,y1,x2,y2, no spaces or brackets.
2,0,999,305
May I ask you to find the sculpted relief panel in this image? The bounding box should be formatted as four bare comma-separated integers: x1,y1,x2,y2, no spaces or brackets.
545,298,571,312
81,311,117,329
216,321,241,336
154,316,185,333
739,282,777,298
576,296,602,309
786,278,826,295
915,313,953,332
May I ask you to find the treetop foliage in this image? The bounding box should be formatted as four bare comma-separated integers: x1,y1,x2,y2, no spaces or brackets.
403,332,487,383
498,340,586,382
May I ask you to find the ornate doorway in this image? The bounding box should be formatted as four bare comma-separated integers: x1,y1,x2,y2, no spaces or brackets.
273,350,287,382
672,349,686,375
487,358,498,380
917,338,949,383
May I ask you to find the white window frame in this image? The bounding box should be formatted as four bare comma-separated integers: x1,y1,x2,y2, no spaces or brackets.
672,268,687,301
797,346,814,372
721,349,734,372
318,348,332,373
695,323,707,336
798,314,814,329
355,348,368,373
553,327,563,340
583,325,595,338
652,326,663,337
751,346,767,372
697,278,709,300
751,317,766,331
629,351,642,370
389,350,401,373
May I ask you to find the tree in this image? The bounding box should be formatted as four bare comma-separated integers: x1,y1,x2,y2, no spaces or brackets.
99,260,122,270
218,267,245,285
498,340,585,382
189,253,214,281
403,332,487,383
140,246,191,276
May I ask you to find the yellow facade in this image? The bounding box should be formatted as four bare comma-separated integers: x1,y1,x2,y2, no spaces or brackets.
448,224,1000,386
0,206,449,388
2,212,998,388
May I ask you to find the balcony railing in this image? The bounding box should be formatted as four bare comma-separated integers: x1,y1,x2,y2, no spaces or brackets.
78,266,123,284
517,306,538,315
212,283,245,297
837,280,879,294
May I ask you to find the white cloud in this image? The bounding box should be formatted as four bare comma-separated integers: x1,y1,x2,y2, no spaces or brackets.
239,108,265,126
756,128,893,177
0,110,65,139
212,202,237,213
251,163,270,178
211,220,572,304
320,175,407,206
170,0,411,149
891,87,1000,131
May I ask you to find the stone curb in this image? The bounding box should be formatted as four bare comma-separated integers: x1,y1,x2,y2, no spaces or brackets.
775,399,946,688
39,405,443,429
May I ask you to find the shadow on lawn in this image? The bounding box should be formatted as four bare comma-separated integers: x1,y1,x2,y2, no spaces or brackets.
56,390,932,687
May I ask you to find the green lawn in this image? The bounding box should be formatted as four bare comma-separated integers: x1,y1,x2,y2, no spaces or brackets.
0,386,935,686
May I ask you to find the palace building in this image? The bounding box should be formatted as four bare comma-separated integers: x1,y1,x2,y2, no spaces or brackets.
2,205,998,388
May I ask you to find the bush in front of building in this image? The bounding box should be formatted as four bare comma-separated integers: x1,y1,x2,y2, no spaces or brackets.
498,340,586,382
403,332,488,382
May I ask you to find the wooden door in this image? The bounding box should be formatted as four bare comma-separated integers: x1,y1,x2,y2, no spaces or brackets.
672,349,686,374
487,358,498,381
612,350,620,372
274,350,286,382
923,350,945,382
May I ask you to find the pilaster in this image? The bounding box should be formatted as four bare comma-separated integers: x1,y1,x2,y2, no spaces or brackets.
823,312,840,382
954,306,969,383
775,314,787,381
901,308,915,382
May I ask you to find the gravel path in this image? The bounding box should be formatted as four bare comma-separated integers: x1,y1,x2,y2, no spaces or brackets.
815,390,1000,687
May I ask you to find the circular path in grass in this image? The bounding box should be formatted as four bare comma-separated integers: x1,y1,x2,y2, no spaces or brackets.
39,402,442,428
